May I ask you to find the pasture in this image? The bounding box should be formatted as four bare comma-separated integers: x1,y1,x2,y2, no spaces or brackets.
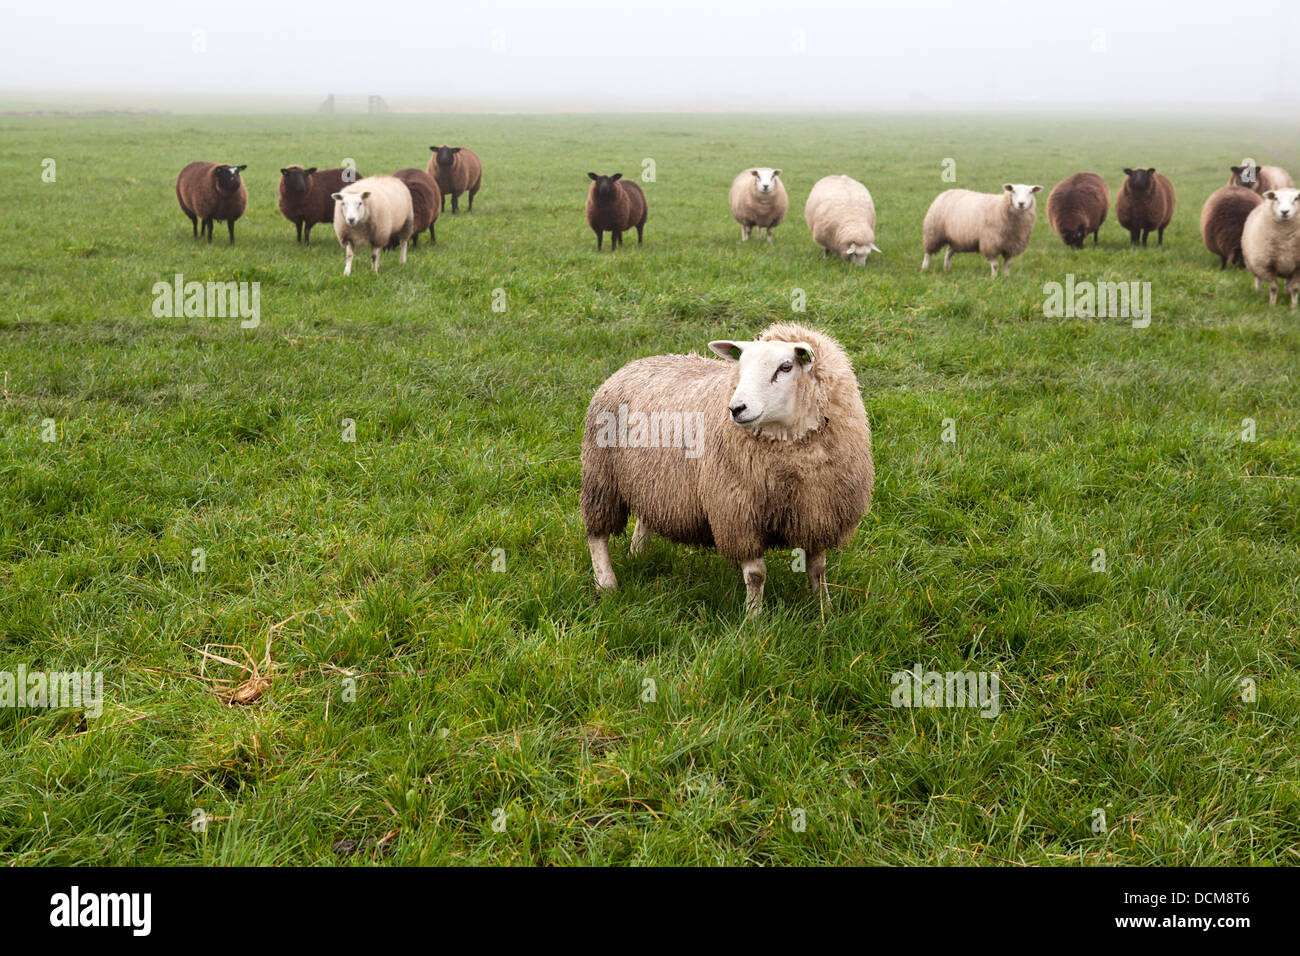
1,111,1297,865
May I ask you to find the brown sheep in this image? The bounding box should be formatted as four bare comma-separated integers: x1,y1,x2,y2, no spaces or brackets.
392,168,441,247
175,162,247,244
1228,164,1294,195
1047,172,1109,248
1200,185,1263,269
278,166,362,244
426,145,482,213
585,173,647,251
1116,167,1175,247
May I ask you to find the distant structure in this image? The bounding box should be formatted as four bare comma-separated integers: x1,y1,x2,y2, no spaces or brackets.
316,94,389,114
319,94,335,114
368,95,388,114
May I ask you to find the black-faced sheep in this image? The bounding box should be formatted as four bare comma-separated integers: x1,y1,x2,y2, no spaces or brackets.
804,174,879,265
729,167,788,242
278,166,363,244
1047,172,1109,248
1228,164,1294,195
921,184,1041,276
1200,185,1263,269
392,168,441,247
331,176,414,276
175,162,247,244
1241,188,1300,308
1116,168,1175,247
585,173,647,251
426,145,482,213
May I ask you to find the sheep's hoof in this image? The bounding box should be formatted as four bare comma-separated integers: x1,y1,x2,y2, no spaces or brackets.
594,572,618,592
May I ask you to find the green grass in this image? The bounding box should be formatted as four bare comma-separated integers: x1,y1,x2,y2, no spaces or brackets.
1,111,1298,865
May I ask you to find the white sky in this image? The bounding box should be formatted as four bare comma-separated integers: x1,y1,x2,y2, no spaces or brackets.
2,0,1293,109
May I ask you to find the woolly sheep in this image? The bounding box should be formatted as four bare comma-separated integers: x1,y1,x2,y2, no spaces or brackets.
278,165,362,244
426,145,482,213
729,167,788,242
1199,185,1262,269
1228,164,1294,195
392,168,441,247
330,176,414,276
804,174,879,265
1047,172,1108,248
175,161,247,244
586,172,648,251
580,323,874,613
921,184,1041,276
1116,167,1175,247
1241,188,1300,308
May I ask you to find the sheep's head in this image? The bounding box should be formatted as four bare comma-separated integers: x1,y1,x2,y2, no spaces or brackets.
1061,225,1088,248
1122,168,1155,191
588,172,623,202
331,190,372,227
431,145,461,167
708,338,821,439
215,164,246,192
1263,188,1300,223
751,168,782,195
280,166,317,194
1230,164,1259,188
835,225,880,266
1002,183,1042,211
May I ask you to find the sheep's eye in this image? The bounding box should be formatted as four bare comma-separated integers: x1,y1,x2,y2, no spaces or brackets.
779,362,793,373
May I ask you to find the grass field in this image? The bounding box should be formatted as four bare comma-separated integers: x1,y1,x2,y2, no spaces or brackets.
1,111,1298,865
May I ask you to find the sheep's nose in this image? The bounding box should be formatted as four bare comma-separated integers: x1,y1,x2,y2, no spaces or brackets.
729,403,747,420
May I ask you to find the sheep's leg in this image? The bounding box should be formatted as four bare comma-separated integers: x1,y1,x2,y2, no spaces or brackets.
343,241,355,276
1093,228,1100,245
823,247,830,259
630,519,652,555
1000,255,1011,276
371,247,382,273
806,549,828,602
595,230,603,251
612,230,622,248
921,251,931,270
295,220,303,242
1157,227,1165,245
203,218,213,243
741,224,751,241
1219,257,1227,270
765,227,773,243
988,257,998,277
399,238,408,264
468,188,477,212
227,220,235,245
636,224,644,245
1269,277,1279,306
1129,228,1139,246
1141,229,1149,247
943,248,954,271
440,193,447,213
588,535,617,591
1254,275,1261,292
429,224,436,245
451,193,459,214
410,232,418,249
740,556,766,615
304,223,313,244
1289,277,1299,309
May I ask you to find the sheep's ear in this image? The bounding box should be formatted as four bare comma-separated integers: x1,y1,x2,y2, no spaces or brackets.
772,169,782,178
280,168,290,176
1231,165,1244,175
1147,168,1155,174
1263,190,1277,200
451,147,461,154
1002,183,1014,193
588,172,598,181
611,173,622,181
870,243,883,254
846,243,857,255
234,165,247,172
793,344,815,366
1030,184,1042,193
430,146,437,152
359,191,371,200
305,167,317,175
751,169,760,178
1123,168,1133,176
330,192,344,201
708,340,746,361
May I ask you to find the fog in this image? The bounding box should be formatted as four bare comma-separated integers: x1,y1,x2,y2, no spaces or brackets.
3,0,1294,110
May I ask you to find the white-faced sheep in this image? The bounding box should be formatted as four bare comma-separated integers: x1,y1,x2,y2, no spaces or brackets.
278,166,363,244
1116,167,1175,246
1200,185,1262,269
426,145,482,213
1241,188,1300,308
729,167,788,242
921,184,1041,276
586,173,648,251
1228,163,1294,195
804,174,880,265
331,176,414,276
580,323,874,614
176,162,247,244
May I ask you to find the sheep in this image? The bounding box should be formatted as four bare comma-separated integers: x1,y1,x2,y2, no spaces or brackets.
426,145,482,213
1199,185,1263,269
580,322,874,614
803,174,879,265
729,167,788,242
921,184,1041,276
585,172,647,251
175,162,247,244
1116,167,1175,247
1047,172,1109,248
1227,163,1294,195
1241,188,1300,308
278,165,363,244
330,176,414,276
392,168,441,247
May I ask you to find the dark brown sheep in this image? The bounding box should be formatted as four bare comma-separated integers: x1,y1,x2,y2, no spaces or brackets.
1200,185,1263,269
391,168,441,248
426,145,482,213
585,173,647,251
278,166,363,243
176,162,247,244
1047,172,1109,248
1227,164,1293,195
1116,167,1175,247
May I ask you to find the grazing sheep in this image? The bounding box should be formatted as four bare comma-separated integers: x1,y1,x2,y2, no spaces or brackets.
581,323,873,614
1116,167,1175,247
1199,185,1263,269
729,167,788,242
1241,188,1300,308
175,162,247,244
585,172,648,251
392,168,441,247
278,165,363,244
1228,164,1294,195
330,176,414,276
921,184,1041,276
1047,172,1109,248
804,174,880,265
426,145,482,213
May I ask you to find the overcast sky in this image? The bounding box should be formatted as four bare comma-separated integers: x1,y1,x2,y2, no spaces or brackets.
2,0,1293,110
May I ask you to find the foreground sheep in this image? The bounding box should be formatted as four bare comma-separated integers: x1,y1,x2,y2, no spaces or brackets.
331,176,414,276
278,165,361,244
586,172,647,250
1228,164,1294,195
175,162,247,244
1047,172,1108,247
1241,188,1300,308
804,175,880,264
921,184,1041,276
1200,185,1262,269
729,167,788,241
426,145,482,213
1116,167,1175,246
580,323,874,613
